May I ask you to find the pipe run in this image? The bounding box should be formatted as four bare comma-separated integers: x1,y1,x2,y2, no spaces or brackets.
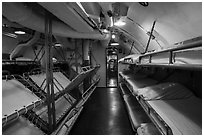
2,2,110,40
10,31,41,60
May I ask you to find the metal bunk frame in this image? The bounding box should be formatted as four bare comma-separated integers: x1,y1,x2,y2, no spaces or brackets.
119,36,202,70
119,73,173,135
136,96,172,135
2,75,44,127
54,65,100,100
2,10,101,134
23,69,77,120
2,60,40,65
138,37,202,70
21,65,100,132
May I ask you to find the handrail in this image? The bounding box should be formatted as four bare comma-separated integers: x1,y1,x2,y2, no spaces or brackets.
53,106,83,135
136,63,202,71
139,37,201,60
2,60,40,65
82,77,100,99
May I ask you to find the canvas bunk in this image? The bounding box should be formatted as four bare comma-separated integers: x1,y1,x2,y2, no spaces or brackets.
2,75,44,135
120,70,202,135
136,83,202,135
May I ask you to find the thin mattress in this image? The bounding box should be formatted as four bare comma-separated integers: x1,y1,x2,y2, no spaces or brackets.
30,72,71,93
126,78,157,94
147,96,202,135
2,79,39,117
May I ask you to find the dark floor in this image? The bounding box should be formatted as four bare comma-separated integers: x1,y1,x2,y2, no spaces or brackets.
69,87,134,135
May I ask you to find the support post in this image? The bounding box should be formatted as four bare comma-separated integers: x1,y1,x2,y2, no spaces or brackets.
75,40,78,73
143,20,156,54
82,39,91,90
45,12,56,133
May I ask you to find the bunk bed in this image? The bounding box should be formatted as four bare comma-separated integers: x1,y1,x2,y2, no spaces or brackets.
119,71,159,133
2,64,101,135
119,70,202,135
137,83,202,135
2,75,44,135
118,38,202,135
119,37,202,70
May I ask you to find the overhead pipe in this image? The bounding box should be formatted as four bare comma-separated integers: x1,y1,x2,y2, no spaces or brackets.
98,2,113,28
39,2,94,33
2,2,110,40
54,36,75,50
10,31,41,60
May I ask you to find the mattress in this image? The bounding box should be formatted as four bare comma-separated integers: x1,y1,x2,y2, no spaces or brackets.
119,71,147,80
126,78,157,95
137,82,193,100
53,72,71,90
137,123,161,135
173,47,202,65
123,95,151,130
147,96,202,135
3,116,44,135
30,72,71,93
29,73,47,91
36,97,73,122
2,79,39,117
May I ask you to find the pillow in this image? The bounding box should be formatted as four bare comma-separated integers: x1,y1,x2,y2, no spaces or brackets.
126,78,158,95
137,82,193,100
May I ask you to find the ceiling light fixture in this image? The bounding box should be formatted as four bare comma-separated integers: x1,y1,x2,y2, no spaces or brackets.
3,32,17,38
55,43,62,47
103,29,109,33
114,20,126,26
14,30,26,35
112,34,116,39
110,43,119,46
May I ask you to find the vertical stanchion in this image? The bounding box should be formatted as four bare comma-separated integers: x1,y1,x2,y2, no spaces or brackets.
75,40,78,73
45,12,56,133
143,20,156,54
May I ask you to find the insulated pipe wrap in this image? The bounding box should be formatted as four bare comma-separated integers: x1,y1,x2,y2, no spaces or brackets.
3,2,110,40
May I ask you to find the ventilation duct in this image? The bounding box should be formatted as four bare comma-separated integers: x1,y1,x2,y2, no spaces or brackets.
2,2,110,40
112,2,129,17
10,31,40,60
39,2,94,33
54,36,75,50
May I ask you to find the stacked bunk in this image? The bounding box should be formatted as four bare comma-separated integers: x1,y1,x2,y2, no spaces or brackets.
2,75,44,135
2,64,100,135
119,37,202,70
119,70,202,135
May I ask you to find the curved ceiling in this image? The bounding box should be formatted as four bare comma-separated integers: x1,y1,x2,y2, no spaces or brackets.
2,2,202,56
121,2,201,53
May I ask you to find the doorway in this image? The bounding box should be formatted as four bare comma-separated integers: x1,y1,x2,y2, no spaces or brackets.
106,47,118,87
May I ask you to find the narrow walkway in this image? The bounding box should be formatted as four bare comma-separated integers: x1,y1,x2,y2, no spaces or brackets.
70,87,134,135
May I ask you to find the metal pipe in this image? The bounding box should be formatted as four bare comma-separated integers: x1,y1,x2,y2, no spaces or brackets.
45,13,56,132
139,38,202,58
136,63,201,71
3,2,110,40
143,20,156,54
10,31,41,60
